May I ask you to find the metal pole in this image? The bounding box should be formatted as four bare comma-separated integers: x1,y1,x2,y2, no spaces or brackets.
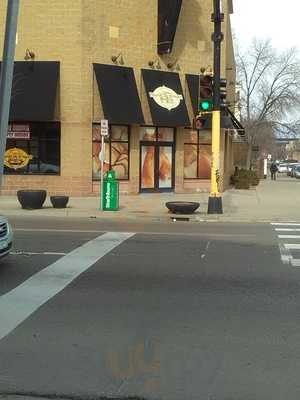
0,0,20,188
208,0,223,214
100,135,105,211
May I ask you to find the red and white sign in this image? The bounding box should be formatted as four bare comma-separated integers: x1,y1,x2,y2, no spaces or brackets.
7,124,30,140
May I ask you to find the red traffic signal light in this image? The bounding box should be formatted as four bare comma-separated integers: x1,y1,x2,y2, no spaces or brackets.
193,116,207,130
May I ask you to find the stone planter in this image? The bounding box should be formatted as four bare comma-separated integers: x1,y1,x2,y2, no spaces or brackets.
50,196,69,209
17,190,47,210
166,201,200,214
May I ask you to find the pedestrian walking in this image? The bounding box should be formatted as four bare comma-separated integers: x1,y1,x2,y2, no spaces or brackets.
270,162,278,180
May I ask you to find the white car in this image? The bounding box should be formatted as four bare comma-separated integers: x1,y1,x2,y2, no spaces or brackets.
0,216,13,258
277,163,288,173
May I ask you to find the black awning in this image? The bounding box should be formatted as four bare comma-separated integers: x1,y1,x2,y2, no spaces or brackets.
142,69,190,127
93,64,144,125
186,74,200,116
158,0,182,54
227,107,245,135
0,61,60,121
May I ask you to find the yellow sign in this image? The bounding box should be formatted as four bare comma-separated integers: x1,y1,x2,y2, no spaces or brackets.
4,148,33,170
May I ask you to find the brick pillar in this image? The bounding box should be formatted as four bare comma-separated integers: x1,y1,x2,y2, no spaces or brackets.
129,124,140,194
175,127,185,193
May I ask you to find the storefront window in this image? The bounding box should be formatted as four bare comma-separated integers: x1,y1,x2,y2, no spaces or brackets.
4,122,60,175
184,130,212,179
92,124,129,180
140,127,175,143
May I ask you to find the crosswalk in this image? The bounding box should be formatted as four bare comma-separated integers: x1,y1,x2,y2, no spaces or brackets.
271,223,300,267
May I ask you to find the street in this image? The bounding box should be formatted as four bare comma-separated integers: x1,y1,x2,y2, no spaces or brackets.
0,217,300,400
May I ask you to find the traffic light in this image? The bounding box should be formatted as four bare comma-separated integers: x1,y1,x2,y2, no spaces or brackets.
199,74,213,112
193,115,207,130
220,78,227,109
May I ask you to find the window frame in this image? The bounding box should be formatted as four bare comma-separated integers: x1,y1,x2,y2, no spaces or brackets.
92,124,130,181
184,129,212,180
4,121,61,176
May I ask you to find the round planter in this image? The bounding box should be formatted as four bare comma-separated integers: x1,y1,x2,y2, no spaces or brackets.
17,190,47,210
166,201,200,215
50,196,69,209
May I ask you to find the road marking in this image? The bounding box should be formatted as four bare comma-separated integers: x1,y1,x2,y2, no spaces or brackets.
15,228,105,234
10,251,67,256
284,244,300,250
13,228,256,239
275,228,300,232
0,231,134,341
278,243,292,265
272,223,300,268
278,235,300,239
271,223,300,226
291,259,300,267
201,241,211,259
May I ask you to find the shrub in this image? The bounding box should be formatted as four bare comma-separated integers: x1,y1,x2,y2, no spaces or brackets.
248,170,260,186
235,177,250,189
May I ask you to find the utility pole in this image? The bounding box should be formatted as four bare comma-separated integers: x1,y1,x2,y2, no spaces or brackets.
0,0,20,188
208,0,223,214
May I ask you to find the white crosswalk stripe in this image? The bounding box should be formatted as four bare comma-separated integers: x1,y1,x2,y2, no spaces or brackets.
272,223,300,267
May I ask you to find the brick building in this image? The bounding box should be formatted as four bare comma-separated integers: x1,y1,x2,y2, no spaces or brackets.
0,0,242,196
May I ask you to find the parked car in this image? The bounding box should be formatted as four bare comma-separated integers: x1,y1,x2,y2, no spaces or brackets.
294,166,300,179
0,216,13,259
290,164,300,177
287,162,300,176
278,163,288,173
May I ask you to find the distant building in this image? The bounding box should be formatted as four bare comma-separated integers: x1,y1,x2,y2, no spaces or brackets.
286,140,300,161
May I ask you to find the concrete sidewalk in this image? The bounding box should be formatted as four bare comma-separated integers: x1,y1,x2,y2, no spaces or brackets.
1,176,299,223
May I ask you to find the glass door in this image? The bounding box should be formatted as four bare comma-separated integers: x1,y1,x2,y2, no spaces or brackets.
158,145,173,190
141,144,156,190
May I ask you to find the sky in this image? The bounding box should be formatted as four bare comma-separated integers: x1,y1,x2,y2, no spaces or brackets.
231,0,300,51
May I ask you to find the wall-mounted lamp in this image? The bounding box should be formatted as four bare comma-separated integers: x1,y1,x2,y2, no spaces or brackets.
148,59,161,69
111,53,124,65
200,66,213,75
167,59,180,71
24,48,35,61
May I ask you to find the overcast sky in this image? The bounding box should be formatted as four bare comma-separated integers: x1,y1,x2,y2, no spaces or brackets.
231,0,299,51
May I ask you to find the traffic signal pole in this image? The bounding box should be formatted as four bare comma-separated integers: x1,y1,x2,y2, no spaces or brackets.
208,0,223,214
0,0,20,188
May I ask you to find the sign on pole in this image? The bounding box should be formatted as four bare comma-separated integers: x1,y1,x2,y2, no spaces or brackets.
100,119,109,137
100,120,108,210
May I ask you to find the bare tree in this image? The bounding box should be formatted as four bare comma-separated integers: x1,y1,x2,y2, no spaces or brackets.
236,39,300,166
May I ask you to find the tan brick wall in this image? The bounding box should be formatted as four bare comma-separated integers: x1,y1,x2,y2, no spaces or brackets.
0,0,236,196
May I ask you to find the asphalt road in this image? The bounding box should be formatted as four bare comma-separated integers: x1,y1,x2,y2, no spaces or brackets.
0,216,300,400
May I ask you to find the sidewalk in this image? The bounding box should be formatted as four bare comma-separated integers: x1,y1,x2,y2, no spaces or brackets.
1,176,300,223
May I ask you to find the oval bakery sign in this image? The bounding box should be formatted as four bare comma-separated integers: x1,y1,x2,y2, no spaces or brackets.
4,148,33,170
149,86,183,111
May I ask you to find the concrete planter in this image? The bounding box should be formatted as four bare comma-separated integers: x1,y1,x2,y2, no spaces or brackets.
17,190,47,210
50,196,69,208
166,201,200,214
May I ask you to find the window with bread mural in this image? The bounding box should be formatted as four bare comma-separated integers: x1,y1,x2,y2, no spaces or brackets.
4,122,60,175
92,124,129,180
184,130,212,179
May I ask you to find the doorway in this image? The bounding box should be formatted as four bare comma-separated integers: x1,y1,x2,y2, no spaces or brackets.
139,127,175,192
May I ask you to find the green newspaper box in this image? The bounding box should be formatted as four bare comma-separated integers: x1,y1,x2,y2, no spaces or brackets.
102,170,119,211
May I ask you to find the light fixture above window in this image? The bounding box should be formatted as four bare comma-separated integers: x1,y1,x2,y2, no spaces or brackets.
24,48,35,61
111,53,124,65
148,58,161,70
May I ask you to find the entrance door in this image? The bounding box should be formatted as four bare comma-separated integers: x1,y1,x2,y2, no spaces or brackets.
140,127,175,193
140,143,174,192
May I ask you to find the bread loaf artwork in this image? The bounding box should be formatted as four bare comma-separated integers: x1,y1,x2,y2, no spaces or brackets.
92,125,129,180
184,145,211,179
